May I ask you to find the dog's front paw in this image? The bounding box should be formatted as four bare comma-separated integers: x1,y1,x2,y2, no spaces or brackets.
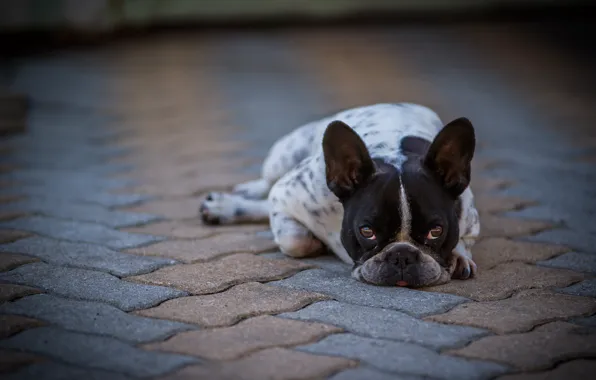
199,192,242,225
452,253,477,280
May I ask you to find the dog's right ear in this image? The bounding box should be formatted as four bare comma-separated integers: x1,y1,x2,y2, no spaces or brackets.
323,121,375,199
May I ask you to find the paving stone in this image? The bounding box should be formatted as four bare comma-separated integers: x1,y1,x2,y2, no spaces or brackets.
1,199,161,228
129,253,313,295
0,294,194,343
539,251,596,274
525,229,596,255
0,209,28,221
498,359,596,380
558,278,596,298
279,300,487,350
473,238,569,270
2,362,133,380
0,262,186,311
0,327,197,377
0,283,41,303
126,233,277,263
157,347,356,380
0,314,44,338
570,314,596,328
143,314,340,360
271,269,468,317
427,289,596,334
0,253,38,272
0,216,163,249
135,282,327,327
0,237,177,276
0,230,30,244
261,252,352,275
122,219,268,239
475,195,537,214
428,262,584,301
470,177,513,193
447,321,596,371
479,215,554,238
118,173,254,197
330,367,424,380
0,350,42,373
298,333,509,380
122,197,205,220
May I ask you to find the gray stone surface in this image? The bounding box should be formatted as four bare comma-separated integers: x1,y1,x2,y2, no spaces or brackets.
0,327,198,377
330,367,425,380
0,262,186,311
538,252,596,274
0,237,177,276
557,278,596,298
524,229,596,255
0,216,163,249
0,199,161,228
270,269,469,317
279,300,488,350
0,294,195,343
261,252,352,275
571,315,596,328
2,362,134,380
0,168,134,190
297,333,509,380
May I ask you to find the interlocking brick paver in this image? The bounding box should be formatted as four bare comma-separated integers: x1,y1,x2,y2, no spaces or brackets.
428,262,584,301
129,253,313,295
473,238,569,270
525,228,596,255
0,294,194,343
571,314,596,327
122,219,268,239
271,269,468,317
0,230,30,244
470,177,513,193
498,359,596,380
479,214,554,238
0,283,41,303
143,315,341,360
157,347,356,380
122,197,205,220
135,282,328,326
0,216,163,249
0,350,42,373
0,262,186,311
2,362,133,380
1,199,161,228
447,322,596,371
539,251,596,274
279,300,487,350
298,333,509,380
0,253,38,272
0,315,44,338
262,252,352,275
118,173,254,197
0,237,177,276
558,278,596,298
330,367,424,380
126,233,277,263
0,327,197,377
0,209,28,222
427,289,596,334
475,195,537,214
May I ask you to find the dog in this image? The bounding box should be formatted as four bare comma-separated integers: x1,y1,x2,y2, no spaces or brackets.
200,103,479,287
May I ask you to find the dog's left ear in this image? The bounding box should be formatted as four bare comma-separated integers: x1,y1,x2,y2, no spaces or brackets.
424,117,476,198
323,120,375,199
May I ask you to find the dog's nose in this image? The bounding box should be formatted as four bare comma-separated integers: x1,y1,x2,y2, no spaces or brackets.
386,245,419,269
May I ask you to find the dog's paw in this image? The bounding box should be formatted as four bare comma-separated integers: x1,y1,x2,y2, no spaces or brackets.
233,179,270,199
199,192,244,225
452,253,477,280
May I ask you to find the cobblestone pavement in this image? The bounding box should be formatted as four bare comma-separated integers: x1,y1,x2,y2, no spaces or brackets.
1,21,596,379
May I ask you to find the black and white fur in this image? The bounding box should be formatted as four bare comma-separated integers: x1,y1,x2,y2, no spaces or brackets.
200,103,479,287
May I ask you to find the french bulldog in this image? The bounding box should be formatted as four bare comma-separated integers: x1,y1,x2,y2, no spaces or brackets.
200,103,479,287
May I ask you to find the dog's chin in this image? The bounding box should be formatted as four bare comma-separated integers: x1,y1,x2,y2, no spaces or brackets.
352,257,451,288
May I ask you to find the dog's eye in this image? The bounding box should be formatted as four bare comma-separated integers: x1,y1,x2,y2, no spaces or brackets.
426,226,443,240
359,226,376,240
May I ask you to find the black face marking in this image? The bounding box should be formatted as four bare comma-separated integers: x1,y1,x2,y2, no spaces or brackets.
400,136,431,158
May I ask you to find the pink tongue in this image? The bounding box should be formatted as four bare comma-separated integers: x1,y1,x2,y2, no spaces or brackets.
397,281,408,287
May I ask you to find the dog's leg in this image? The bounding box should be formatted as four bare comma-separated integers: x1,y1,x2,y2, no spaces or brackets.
270,210,326,258
200,192,269,225
452,189,480,280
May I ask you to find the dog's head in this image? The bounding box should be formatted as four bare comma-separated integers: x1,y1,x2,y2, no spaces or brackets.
323,118,475,287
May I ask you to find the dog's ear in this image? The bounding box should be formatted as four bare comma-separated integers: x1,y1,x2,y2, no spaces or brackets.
424,117,476,198
323,120,375,199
